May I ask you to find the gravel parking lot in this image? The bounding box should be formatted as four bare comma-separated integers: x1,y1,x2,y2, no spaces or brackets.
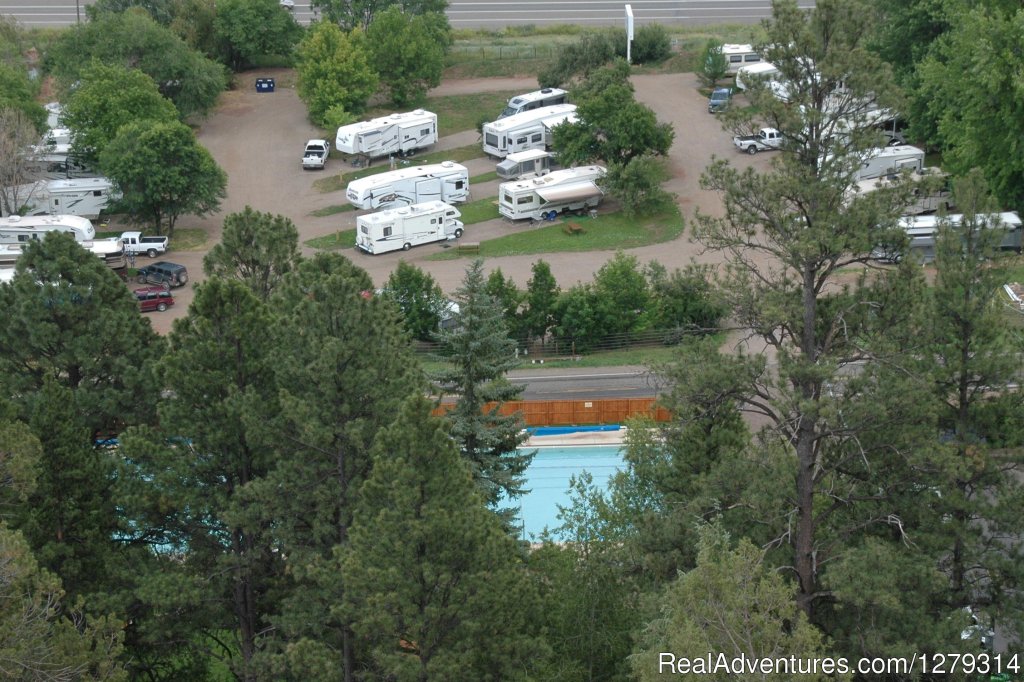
142,68,770,333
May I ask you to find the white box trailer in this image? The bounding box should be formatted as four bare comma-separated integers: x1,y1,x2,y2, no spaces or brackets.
356,201,464,254
499,88,568,119
498,165,606,221
345,161,469,210
496,149,555,180
872,212,1022,264
335,109,437,160
856,145,925,181
482,104,577,158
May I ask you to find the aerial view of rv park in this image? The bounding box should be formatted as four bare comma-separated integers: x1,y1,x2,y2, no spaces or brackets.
2,0,1024,679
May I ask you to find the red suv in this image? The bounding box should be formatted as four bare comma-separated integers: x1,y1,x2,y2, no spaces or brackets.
135,286,175,312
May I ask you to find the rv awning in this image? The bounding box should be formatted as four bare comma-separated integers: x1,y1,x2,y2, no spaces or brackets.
536,180,600,203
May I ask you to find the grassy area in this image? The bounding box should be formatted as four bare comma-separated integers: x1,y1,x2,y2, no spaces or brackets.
365,91,521,138
310,203,356,217
469,170,499,184
427,207,685,259
314,144,485,194
457,197,501,225
305,229,357,251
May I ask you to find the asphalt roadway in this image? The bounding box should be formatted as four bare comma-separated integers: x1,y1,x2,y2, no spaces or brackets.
1,0,811,28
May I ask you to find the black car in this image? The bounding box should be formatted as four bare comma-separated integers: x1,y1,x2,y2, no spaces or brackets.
136,261,189,290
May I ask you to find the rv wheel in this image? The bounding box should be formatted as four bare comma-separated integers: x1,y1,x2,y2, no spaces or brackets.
402,242,411,251
454,228,463,238
146,248,158,258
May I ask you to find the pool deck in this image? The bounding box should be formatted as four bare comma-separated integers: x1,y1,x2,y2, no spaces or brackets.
525,428,626,447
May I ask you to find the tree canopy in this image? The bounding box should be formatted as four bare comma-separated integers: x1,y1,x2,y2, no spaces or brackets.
295,21,378,127
366,7,447,106
214,0,302,71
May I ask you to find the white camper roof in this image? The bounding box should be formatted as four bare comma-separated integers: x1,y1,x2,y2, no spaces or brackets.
720,43,756,54
503,149,553,164
485,104,578,133
898,212,1021,232
866,145,924,160
336,109,436,140
346,161,467,194
506,88,568,108
359,200,454,225
502,165,605,193
1,214,95,233
46,177,114,193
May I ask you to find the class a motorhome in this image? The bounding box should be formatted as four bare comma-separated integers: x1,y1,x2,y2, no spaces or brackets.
345,161,469,210
718,44,764,73
872,212,1022,264
498,88,569,119
2,178,117,219
498,165,606,221
482,104,578,158
335,110,437,160
496,149,555,180
356,201,464,255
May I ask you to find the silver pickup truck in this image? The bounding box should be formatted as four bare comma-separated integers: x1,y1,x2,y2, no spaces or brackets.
302,139,330,170
120,231,168,258
733,127,784,154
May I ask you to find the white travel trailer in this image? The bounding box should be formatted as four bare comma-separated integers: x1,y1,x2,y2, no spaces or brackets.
848,167,952,216
498,165,606,221
356,201,464,254
0,236,125,271
855,145,925,181
346,161,469,210
872,212,1022,264
0,214,95,244
498,88,569,118
735,62,780,90
5,178,117,219
482,104,577,158
719,44,763,73
496,149,555,180
335,110,437,160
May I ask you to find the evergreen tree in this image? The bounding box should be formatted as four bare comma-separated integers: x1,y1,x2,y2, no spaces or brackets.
483,267,523,341
342,395,548,681
431,259,533,511
523,259,560,343
203,206,302,301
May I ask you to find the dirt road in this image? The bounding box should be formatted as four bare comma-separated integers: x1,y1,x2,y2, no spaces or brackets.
144,69,770,333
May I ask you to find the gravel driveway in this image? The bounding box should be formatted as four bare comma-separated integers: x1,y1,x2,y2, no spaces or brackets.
143,69,770,333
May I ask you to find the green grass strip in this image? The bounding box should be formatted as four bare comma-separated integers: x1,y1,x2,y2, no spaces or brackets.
313,144,485,194
305,229,356,251
310,204,356,217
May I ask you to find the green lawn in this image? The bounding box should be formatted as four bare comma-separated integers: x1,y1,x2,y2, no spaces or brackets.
313,144,485,194
310,203,356,217
469,170,499,184
364,91,521,137
427,207,685,259
305,229,356,251
457,197,501,225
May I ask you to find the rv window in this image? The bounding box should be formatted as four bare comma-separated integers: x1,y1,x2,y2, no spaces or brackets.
729,55,743,64
485,133,499,147
743,54,761,63
516,196,533,205
420,128,430,136
516,136,527,145
93,190,102,196
455,181,464,189
531,133,542,143
502,192,513,204
383,226,392,237
431,218,438,224
360,225,368,234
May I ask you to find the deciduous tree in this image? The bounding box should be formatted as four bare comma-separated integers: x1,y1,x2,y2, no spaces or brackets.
0,63,45,133
0,108,46,218
313,0,447,31
296,22,378,126
381,260,447,341
214,0,302,71
366,7,447,106
100,119,226,236
522,259,560,343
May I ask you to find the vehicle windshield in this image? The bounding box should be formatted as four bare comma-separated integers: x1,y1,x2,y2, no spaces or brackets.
712,90,728,101
499,106,518,118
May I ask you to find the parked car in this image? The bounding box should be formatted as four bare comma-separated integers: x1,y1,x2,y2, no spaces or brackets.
135,286,175,312
120,231,168,258
708,87,732,113
733,127,784,154
136,261,188,289
279,0,295,8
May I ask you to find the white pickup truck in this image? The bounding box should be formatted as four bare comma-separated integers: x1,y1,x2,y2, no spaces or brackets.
302,139,330,170
120,231,169,258
733,127,784,154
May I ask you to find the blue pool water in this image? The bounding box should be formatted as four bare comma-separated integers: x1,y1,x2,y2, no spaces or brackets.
514,445,625,540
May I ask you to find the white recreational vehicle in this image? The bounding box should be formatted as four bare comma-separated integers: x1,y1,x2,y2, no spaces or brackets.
356,201,464,255
498,165,606,221
482,104,577,158
0,214,95,244
735,62,780,90
346,161,469,210
848,167,952,216
4,177,118,219
847,145,925,182
0,236,125,272
719,44,764,73
498,88,569,119
335,110,437,160
496,149,555,180
872,212,1022,264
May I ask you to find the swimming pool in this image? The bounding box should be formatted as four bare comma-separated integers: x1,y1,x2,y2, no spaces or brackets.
514,444,625,540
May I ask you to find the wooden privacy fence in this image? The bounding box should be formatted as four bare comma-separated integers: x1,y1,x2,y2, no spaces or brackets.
433,398,671,426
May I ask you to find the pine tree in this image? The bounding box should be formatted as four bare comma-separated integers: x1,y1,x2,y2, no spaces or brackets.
431,259,533,510
203,206,302,301
342,395,548,682
523,259,560,343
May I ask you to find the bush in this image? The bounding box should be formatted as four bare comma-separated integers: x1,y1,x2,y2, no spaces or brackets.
631,24,671,64
538,30,621,88
697,39,729,87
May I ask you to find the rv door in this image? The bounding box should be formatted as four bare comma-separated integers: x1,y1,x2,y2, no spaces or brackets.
416,178,441,202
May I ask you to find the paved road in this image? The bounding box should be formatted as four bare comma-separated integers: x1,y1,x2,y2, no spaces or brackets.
1,0,810,28
509,366,664,400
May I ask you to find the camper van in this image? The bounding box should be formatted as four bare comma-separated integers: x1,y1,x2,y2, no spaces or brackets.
735,62,781,91
482,104,577,158
335,110,437,160
496,150,555,180
872,212,1022,264
498,88,569,119
9,178,117,219
0,214,95,244
720,44,763,73
346,161,469,210
356,201,464,254
498,166,606,221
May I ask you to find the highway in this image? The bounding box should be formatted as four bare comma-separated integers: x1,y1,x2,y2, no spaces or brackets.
1,0,810,29
509,366,665,400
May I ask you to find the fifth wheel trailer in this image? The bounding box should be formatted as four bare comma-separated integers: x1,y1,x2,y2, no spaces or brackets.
356,201,463,254
871,212,1022,264
335,110,437,160
345,162,469,210
498,166,606,221
3,177,118,219
482,104,577,158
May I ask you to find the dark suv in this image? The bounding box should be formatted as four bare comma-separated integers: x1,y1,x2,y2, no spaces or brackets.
135,287,175,312
708,87,732,114
136,261,188,289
